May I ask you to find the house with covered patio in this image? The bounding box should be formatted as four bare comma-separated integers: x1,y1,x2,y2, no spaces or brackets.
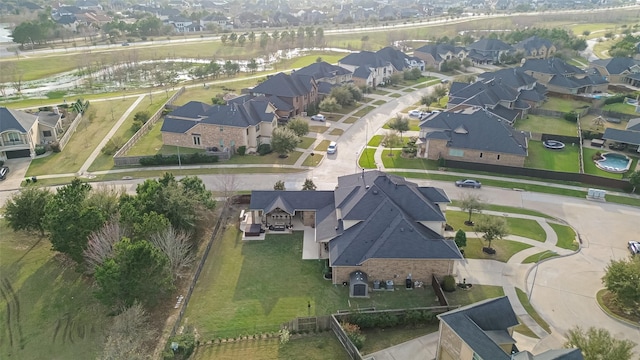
245,171,463,295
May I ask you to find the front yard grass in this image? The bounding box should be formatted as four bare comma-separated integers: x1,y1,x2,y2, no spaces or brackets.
309,125,329,134
449,201,554,219
524,140,580,172
368,135,383,147
549,223,579,251
329,128,344,136
343,116,359,124
359,148,377,169
352,105,375,118
514,115,578,137
314,140,331,152
446,211,546,242
380,150,439,170
515,288,552,333
522,251,558,264
183,228,440,339
302,153,323,167
462,238,533,262
372,100,386,105
389,93,402,98
225,151,303,166
192,332,350,360
26,98,137,176
298,137,316,149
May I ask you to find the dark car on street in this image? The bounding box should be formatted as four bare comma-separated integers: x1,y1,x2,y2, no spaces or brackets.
455,179,481,188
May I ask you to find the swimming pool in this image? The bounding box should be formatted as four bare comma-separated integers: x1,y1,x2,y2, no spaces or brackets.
595,152,631,173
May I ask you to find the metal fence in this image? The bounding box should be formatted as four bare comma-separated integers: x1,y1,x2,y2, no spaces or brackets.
57,112,82,151
113,87,185,160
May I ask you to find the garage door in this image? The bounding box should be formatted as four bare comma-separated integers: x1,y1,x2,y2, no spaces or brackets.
5,149,31,159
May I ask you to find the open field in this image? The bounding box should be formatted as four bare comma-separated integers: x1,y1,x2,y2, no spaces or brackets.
524,140,580,172
182,228,441,340
26,97,137,176
0,220,109,359
515,115,578,137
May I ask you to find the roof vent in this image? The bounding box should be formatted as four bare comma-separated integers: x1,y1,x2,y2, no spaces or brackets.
400,228,404,232
365,185,370,189
372,189,379,195
409,228,414,232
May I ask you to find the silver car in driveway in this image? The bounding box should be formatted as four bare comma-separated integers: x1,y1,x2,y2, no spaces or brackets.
455,179,481,188
310,114,326,121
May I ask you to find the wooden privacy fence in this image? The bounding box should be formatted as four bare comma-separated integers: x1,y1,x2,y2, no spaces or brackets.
330,314,362,360
113,87,185,160
281,315,331,333
58,112,82,151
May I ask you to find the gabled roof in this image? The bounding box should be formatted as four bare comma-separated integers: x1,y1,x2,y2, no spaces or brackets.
627,118,640,131
448,79,520,109
161,99,275,133
478,67,539,90
603,127,640,145
591,57,640,75
438,297,518,360
375,46,411,71
294,61,352,80
339,51,389,68
467,38,512,52
420,110,528,156
353,66,372,79
521,58,584,76
414,44,466,63
0,107,37,133
251,72,315,98
514,36,554,55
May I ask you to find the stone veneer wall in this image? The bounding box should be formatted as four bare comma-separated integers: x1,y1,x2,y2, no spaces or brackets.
332,258,454,285
162,123,246,150
424,138,525,167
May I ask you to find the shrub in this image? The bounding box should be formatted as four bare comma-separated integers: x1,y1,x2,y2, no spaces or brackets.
349,313,376,329
564,111,578,122
139,153,219,166
592,151,603,161
50,141,61,152
237,145,246,155
341,322,365,350
35,145,46,156
604,94,626,105
257,144,272,155
164,331,195,360
101,142,120,156
438,157,446,167
442,275,456,292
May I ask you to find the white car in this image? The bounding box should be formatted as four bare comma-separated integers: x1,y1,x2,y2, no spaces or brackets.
408,110,423,118
327,141,337,154
310,114,326,121
629,241,640,255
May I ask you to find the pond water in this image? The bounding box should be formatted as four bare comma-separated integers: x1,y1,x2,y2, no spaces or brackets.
0,24,12,43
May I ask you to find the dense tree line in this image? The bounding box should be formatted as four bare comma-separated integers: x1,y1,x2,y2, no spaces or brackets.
3,174,215,311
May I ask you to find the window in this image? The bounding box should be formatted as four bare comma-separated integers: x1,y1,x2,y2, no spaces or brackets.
479,152,483,158
7,132,20,142
220,127,224,132
497,154,501,160
43,130,52,137
255,124,260,131
449,149,464,157
219,139,224,147
230,140,235,148
193,135,201,145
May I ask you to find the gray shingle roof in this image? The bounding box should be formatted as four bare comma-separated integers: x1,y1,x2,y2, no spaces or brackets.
251,72,315,98
467,38,513,52
0,107,37,133
438,296,518,360
339,51,389,68
353,66,372,79
478,68,539,90
414,44,466,62
514,36,554,55
420,110,528,156
521,58,584,76
376,46,410,71
603,128,640,145
591,57,640,75
294,61,351,80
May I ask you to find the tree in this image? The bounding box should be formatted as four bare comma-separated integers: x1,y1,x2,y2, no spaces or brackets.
319,96,342,112
214,172,239,201
274,180,286,190
150,226,194,280
565,326,635,360
420,95,437,110
345,84,363,102
388,73,402,85
628,170,640,193
248,31,256,44
247,58,258,73
302,179,317,191
388,115,410,141
223,60,239,77
454,229,467,248
101,302,155,360
3,187,52,236
228,32,237,45
44,179,106,264
238,34,246,47
330,86,354,106
433,84,448,103
220,34,228,44
474,215,509,250
460,193,485,225
383,132,402,155
271,127,299,157
95,238,173,309
83,217,123,274
287,117,309,137
601,256,640,313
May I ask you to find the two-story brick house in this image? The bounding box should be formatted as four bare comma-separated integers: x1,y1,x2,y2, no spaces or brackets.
513,36,556,59
414,44,468,71
249,72,318,118
338,51,395,88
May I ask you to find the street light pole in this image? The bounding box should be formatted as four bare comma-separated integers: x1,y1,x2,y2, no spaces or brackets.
528,250,552,301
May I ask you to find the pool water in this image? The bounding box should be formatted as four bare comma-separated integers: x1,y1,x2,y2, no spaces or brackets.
596,152,631,173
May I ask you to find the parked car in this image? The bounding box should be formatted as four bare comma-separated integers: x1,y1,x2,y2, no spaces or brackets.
455,179,481,188
408,110,423,118
0,166,9,181
327,141,337,154
629,241,640,255
122,42,130,46
310,114,326,121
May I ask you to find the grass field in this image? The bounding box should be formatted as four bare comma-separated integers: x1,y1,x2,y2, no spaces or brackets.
582,147,635,179
446,211,547,242
515,115,578,137
540,98,590,113
549,223,579,251
26,97,137,176
0,220,109,359
449,201,554,220
524,140,580,172
380,150,439,170
183,228,441,340
445,285,505,306
359,148,377,169
462,238,533,262
601,102,640,115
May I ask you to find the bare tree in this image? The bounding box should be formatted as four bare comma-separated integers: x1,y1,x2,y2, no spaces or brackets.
460,193,485,225
83,217,123,274
215,172,239,202
150,226,194,280
101,302,155,360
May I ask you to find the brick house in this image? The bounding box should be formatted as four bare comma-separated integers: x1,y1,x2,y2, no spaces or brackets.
338,51,395,88
513,36,556,59
520,58,609,95
590,57,640,87
249,72,318,117
418,109,529,167
437,297,584,360
466,38,513,64
293,61,353,97
0,107,63,160
414,44,468,71
247,171,463,292
161,99,277,153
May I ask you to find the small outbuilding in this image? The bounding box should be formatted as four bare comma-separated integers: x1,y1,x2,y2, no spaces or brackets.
349,271,368,298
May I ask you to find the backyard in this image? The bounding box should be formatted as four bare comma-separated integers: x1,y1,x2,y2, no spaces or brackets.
514,115,578,137
524,140,580,172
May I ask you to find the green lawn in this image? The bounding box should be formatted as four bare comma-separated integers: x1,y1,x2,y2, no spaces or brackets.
515,115,578,137
193,333,350,360
540,98,590,113
515,288,551,333
380,150,439,170
314,140,331,152
126,118,164,155
368,135,383,147
601,102,639,115
329,129,344,136
184,228,440,340
524,140,580,172
359,148,377,169
0,220,110,359
449,201,554,219
373,89,391,95
522,251,559,264
372,100,386,106
582,148,633,179
360,325,438,356
309,125,329,134
302,153,323,167
343,116,359,124
549,223,579,251
444,285,505,306
26,98,137,175
299,137,316,149
462,238,533,262
389,93,402,98
446,211,546,242
352,106,375,118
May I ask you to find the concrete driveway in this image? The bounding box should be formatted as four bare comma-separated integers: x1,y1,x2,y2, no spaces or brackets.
0,157,31,191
